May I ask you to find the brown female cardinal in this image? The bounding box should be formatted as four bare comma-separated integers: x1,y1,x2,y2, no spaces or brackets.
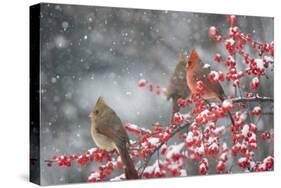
89,97,138,179
166,52,190,118
185,48,235,125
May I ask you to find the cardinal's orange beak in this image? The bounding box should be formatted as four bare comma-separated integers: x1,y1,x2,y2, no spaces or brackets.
88,112,95,118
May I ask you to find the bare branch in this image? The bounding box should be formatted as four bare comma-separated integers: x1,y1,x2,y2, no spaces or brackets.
231,96,273,103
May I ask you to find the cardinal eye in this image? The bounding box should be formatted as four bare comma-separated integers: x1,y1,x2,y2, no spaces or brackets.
95,110,99,114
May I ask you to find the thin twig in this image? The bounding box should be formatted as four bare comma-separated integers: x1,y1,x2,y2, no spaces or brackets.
139,121,191,177
261,112,274,115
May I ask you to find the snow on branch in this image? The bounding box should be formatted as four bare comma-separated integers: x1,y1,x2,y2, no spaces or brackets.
231,96,273,103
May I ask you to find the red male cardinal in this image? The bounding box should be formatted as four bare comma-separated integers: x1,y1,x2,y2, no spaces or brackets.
185,48,235,125
89,97,138,179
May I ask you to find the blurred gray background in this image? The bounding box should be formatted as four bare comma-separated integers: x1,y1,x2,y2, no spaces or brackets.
38,3,273,185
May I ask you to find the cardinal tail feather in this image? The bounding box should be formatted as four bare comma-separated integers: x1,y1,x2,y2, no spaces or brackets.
117,144,138,179
227,111,235,126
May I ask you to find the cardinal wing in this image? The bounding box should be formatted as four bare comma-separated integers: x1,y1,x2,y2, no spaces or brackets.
195,63,225,100
95,111,129,146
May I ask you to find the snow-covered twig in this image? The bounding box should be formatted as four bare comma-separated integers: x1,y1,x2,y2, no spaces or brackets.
139,121,191,177
231,96,273,104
